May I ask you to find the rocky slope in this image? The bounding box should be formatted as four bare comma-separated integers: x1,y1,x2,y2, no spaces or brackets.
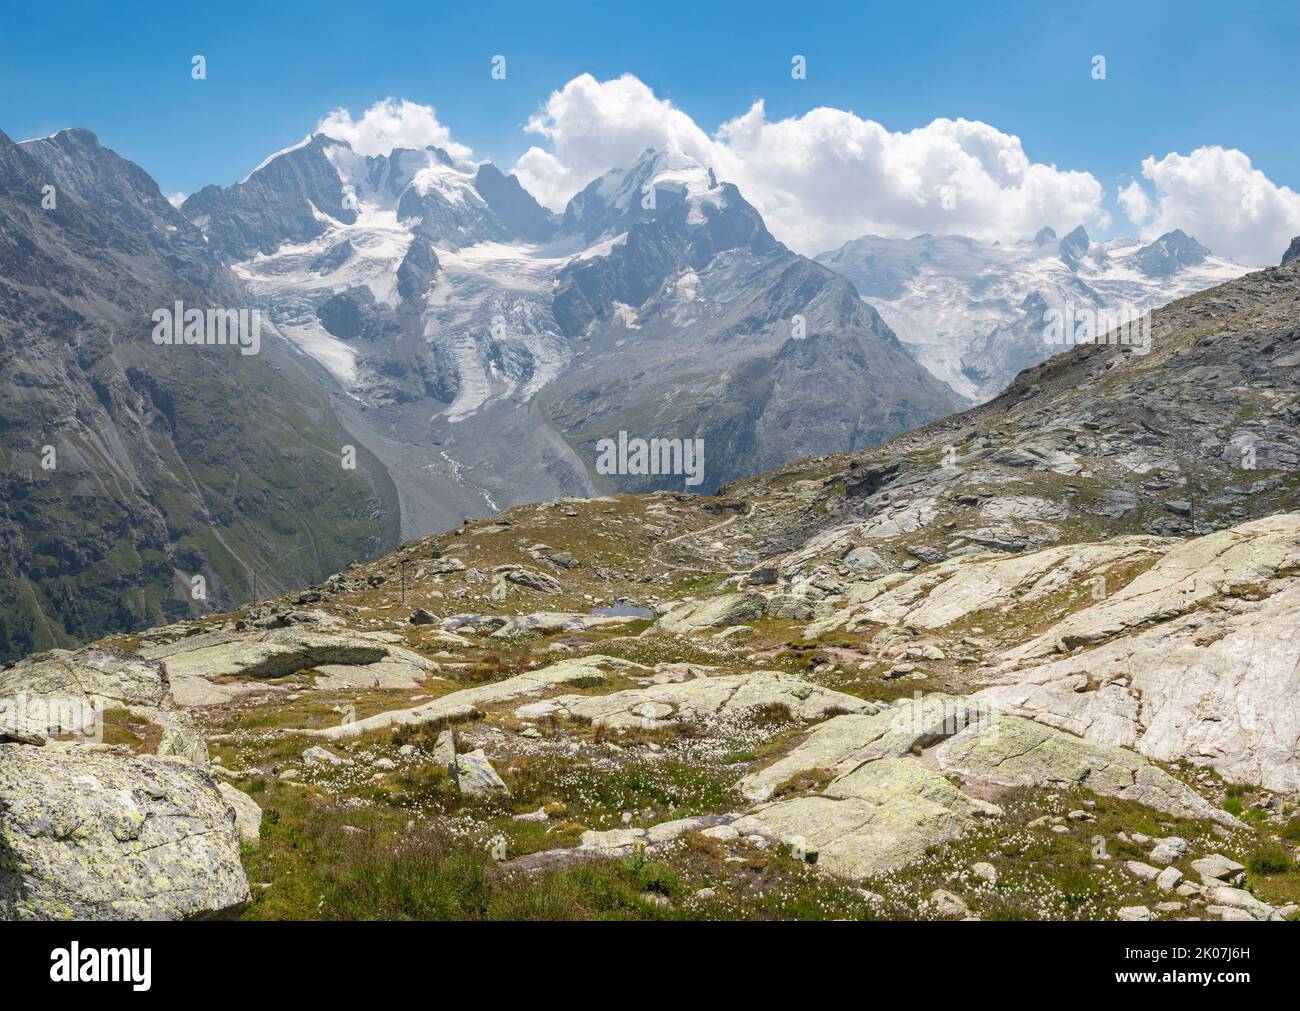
0,128,391,663
817,226,1249,402
3,256,1297,921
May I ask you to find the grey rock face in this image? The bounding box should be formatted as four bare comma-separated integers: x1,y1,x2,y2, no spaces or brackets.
1132,230,1210,278
0,745,249,920
543,151,962,493
396,237,440,300
1282,235,1300,267
316,285,376,338
181,134,357,261
473,163,556,242
1058,225,1091,270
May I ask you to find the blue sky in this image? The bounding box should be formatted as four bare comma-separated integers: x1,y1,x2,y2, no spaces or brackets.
4,0,1298,262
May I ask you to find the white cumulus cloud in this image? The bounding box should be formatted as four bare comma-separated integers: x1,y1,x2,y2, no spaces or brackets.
511,73,1108,255
1119,146,1300,266
513,73,714,211
317,98,473,161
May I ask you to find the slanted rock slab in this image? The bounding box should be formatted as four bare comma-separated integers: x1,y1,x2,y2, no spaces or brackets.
653,593,767,633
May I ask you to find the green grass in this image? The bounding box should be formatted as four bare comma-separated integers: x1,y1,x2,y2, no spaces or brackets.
1222,795,1271,825
239,784,738,920
1247,844,1292,876
498,754,743,831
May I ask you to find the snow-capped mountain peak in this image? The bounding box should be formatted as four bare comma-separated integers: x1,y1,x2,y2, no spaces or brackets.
175,129,959,537
818,228,1250,403
327,142,478,211
598,144,717,209
561,144,727,241
1130,228,1211,277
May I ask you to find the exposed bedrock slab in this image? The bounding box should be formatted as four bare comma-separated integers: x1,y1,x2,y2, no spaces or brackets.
1007,513,1300,659
545,671,877,730
732,757,996,879
0,645,169,709
930,712,1236,826
805,538,1166,637
140,629,439,706
308,655,647,739
738,695,991,803
729,693,1234,883
653,593,767,633
977,579,1300,792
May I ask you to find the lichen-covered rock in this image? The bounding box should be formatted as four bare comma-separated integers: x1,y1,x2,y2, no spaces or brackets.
810,539,1163,636
979,515,1300,792
311,658,434,691
0,646,209,759
578,827,646,853
0,745,249,920
493,565,562,594
732,758,991,879
433,729,456,766
550,671,876,730
490,612,632,637
452,749,507,795
308,654,645,740
932,713,1236,826
302,745,350,767
738,695,989,802
141,628,437,707
1007,513,1300,659
0,646,168,708
1191,854,1245,886
653,593,766,633
151,708,209,766
728,692,1236,883
927,888,974,919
